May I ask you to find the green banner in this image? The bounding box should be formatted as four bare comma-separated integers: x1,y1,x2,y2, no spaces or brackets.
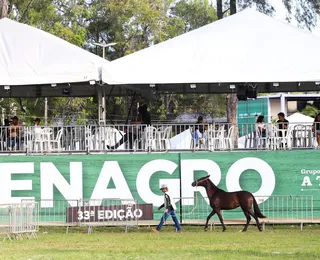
238,98,269,136
0,151,318,222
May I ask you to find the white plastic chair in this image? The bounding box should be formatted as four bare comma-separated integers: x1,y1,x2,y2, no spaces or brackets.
278,126,293,150
143,126,158,151
157,126,172,150
207,125,225,151
104,127,119,149
30,127,53,152
50,129,63,151
255,124,268,149
266,124,279,150
224,125,235,150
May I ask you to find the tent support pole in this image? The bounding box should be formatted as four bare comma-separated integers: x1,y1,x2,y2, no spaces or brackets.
125,91,136,125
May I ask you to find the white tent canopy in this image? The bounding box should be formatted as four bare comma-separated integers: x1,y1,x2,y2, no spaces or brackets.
104,9,320,94
287,112,314,125
0,18,114,97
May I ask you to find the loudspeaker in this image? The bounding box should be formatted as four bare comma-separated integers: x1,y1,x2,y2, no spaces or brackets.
246,88,258,99
237,85,247,101
62,87,71,95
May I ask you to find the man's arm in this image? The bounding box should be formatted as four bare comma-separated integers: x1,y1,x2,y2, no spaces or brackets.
158,204,164,210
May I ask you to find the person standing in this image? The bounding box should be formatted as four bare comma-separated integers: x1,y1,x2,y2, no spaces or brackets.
276,112,289,132
34,118,41,126
152,184,181,233
138,104,151,126
312,113,320,148
9,116,23,150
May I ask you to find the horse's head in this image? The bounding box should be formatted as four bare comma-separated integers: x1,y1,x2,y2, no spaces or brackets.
191,175,210,187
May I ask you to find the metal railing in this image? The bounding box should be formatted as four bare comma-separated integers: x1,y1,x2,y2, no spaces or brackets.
0,202,39,241
0,122,317,154
4,195,313,231
21,199,79,226
20,198,145,233
176,195,314,225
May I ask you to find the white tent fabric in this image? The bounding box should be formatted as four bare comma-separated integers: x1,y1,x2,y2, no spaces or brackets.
287,112,314,125
0,18,111,86
104,9,320,90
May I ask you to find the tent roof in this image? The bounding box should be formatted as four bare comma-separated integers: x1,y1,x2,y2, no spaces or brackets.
0,18,115,97
287,112,314,123
104,9,320,94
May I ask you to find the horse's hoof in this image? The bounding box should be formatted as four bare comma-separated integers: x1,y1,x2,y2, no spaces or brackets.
204,228,208,232
222,229,226,232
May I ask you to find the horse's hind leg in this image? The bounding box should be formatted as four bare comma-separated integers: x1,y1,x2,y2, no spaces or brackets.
248,209,262,231
242,210,251,232
216,210,226,232
204,210,216,231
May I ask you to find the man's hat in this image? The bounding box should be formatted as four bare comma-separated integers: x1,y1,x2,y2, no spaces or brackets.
11,116,18,120
160,184,168,190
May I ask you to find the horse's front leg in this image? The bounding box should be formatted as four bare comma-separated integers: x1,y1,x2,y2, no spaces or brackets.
216,210,226,232
204,210,216,231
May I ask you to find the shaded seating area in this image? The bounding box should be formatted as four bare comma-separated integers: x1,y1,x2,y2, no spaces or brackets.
0,121,316,154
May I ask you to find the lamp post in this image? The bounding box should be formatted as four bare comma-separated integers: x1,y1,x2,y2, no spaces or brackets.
93,42,117,59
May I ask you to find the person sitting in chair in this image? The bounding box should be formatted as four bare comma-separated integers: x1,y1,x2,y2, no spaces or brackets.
256,115,266,137
194,116,207,150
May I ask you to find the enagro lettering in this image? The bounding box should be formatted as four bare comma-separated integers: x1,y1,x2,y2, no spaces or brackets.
0,158,276,207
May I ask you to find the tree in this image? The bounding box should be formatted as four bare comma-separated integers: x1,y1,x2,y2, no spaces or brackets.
300,105,318,118
0,0,7,18
166,0,216,37
278,0,319,30
86,0,174,60
237,0,319,30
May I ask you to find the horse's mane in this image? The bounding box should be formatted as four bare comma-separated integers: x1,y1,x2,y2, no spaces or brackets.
197,175,223,192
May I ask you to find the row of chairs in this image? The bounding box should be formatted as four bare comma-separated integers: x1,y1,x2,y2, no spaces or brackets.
255,124,316,150
92,126,173,151
134,126,172,151
191,125,236,151
30,127,64,152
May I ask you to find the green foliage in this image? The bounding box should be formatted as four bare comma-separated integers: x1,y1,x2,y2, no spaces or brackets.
300,105,318,118
48,97,98,125
164,0,216,39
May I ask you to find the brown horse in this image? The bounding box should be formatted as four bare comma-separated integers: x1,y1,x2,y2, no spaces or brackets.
191,175,266,232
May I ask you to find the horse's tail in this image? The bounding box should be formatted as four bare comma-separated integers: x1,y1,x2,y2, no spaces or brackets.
253,196,266,218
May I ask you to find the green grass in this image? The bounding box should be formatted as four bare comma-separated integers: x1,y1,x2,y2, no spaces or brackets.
1,225,320,260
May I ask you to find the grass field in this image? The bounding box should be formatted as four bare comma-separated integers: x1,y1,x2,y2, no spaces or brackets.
1,225,320,260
